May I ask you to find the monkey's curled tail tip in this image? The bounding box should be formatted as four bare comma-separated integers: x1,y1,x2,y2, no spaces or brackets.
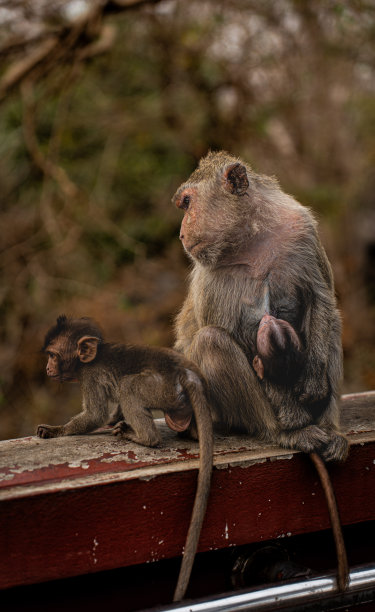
310,452,349,592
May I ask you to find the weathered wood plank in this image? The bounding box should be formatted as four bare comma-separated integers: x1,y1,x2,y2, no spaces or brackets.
0,392,374,590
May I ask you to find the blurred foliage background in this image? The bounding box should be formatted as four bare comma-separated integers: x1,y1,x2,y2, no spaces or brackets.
0,0,374,440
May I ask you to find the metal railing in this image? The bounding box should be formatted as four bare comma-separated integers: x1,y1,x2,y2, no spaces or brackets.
148,563,375,612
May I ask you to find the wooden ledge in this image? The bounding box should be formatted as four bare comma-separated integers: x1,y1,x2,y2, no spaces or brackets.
0,392,374,590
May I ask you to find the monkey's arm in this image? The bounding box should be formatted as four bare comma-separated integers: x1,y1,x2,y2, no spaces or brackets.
37,385,109,438
174,291,199,354
297,280,341,410
262,237,341,408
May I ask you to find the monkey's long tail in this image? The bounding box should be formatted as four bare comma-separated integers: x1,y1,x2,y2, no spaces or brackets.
173,376,214,602
310,452,349,592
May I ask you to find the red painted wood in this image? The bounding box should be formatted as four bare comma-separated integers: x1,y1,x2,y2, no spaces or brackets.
0,435,201,492
0,440,374,590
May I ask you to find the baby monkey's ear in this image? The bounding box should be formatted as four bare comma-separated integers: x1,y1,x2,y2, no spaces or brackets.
77,336,100,363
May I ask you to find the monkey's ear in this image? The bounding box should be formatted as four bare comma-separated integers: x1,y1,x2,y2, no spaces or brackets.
77,336,100,363
224,163,249,196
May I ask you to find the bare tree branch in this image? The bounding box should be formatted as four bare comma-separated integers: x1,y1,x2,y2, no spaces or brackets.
21,79,79,200
0,0,163,103
0,37,58,102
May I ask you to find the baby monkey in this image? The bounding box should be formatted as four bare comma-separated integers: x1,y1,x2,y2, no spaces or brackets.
38,315,213,602
252,314,304,384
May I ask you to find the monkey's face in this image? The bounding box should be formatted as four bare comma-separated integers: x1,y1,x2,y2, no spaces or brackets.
173,155,251,267
43,321,101,383
45,337,79,383
174,186,217,263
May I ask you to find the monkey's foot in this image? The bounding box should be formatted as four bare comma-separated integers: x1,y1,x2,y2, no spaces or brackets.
279,425,330,455
125,432,161,448
37,424,63,438
112,420,130,437
320,433,349,463
279,426,349,463
177,423,198,441
113,420,161,447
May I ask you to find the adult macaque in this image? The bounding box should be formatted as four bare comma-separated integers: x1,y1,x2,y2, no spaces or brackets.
37,315,213,602
173,150,348,463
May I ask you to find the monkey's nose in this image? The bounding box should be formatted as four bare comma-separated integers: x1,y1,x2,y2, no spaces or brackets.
179,232,184,241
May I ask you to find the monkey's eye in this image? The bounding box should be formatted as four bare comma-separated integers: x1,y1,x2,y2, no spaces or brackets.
179,194,191,211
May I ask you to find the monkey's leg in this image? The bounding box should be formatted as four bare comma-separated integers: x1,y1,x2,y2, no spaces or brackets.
315,407,348,463
118,401,161,447
107,404,123,426
277,395,348,461
310,452,349,591
119,376,162,447
188,326,277,437
62,409,108,435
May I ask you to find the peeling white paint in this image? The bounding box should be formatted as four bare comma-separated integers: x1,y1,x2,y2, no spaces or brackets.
0,472,15,482
270,454,294,462
68,461,90,469
224,522,229,540
215,457,268,470
101,454,135,464
215,463,229,470
0,429,189,477
92,537,99,565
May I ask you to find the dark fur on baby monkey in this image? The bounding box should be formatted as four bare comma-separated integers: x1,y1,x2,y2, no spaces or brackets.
38,315,213,602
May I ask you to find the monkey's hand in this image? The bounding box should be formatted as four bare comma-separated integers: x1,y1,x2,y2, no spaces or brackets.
297,374,331,413
37,424,64,438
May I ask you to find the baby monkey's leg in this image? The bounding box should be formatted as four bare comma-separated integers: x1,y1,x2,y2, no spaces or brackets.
117,373,162,447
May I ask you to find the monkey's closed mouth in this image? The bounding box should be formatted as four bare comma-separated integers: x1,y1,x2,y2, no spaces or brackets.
188,241,202,254
52,375,78,383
